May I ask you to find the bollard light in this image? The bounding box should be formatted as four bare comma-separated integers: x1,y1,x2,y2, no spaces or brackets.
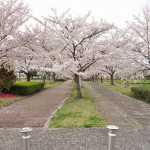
20,127,32,150
106,125,119,150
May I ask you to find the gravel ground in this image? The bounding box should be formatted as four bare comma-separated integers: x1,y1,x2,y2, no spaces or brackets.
0,128,150,150
84,82,150,127
0,81,72,128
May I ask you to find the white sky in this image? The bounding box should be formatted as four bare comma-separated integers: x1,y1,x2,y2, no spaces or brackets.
24,0,149,27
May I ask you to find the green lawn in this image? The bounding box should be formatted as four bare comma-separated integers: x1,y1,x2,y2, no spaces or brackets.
48,82,107,128
44,81,63,88
101,81,131,96
100,80,150,97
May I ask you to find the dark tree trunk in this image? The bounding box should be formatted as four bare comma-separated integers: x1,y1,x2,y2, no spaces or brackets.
26,73,31,82
52,72,56,83
110,73,114,85
41,73,45,84
48,74,51,83
74,74,82,98
19,72,21,81
42,75,46,84
96,77,98,83
92,76,94,82
100,76,103,83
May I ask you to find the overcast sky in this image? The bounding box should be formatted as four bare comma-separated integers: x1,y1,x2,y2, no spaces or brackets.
24,0,148,27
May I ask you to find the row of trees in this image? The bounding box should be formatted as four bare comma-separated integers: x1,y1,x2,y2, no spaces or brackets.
1,0,150,98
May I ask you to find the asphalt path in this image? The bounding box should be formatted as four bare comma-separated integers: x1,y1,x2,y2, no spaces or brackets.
84,81,150,127
0,80,72,128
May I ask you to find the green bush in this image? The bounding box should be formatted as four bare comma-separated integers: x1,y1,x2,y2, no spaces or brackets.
83,78,91,81
55,78,67,82
10,82,44,95
131,87,150,102
0,63,16,92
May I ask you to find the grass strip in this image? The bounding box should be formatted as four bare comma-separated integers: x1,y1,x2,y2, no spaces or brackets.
48,82,107,128
44,81,63,88
101,80,150,96
101,82,131,96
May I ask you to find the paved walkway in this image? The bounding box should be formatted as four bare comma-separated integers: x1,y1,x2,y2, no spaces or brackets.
84,82,150,127
0,81,72,128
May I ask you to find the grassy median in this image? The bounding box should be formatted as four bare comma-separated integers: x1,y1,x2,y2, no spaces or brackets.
48,82,107,128
44,81,64,88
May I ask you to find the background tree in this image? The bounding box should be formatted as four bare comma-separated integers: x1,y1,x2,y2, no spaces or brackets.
128,5,150,74
99,28,130,85
0,0,30,60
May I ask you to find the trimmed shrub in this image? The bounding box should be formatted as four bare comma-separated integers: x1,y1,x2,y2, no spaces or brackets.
55,78,67,82
83,78,91,81
10,82,44,95
131,87,150,102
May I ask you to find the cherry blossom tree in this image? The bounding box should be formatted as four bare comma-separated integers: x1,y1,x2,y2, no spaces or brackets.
98,28,130,85
31,24,62,83
13,47,40,81
0,0,30,60
11,28,41,81
85,67,105,83
127,5,150,74
36,9,114,98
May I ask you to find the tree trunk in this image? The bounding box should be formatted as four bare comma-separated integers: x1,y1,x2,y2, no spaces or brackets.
100,76,103,83
52,72,56,83
110,73,114,85
43,75,46,84
26,73,31,82
41,72,46,84
74,73,82,98
92,76,94,82
48,73,51,83
96,76,98,83
19,72,21,81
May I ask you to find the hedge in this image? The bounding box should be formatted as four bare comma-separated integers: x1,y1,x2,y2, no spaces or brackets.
55,78,67,82
131,87,150,102
10,82,44,95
